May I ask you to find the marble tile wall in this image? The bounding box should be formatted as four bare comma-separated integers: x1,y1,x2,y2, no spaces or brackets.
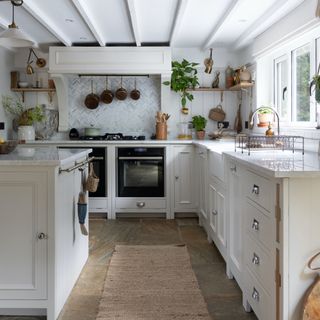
68,76,160,137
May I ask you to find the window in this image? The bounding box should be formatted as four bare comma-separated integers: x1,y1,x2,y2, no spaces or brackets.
272,32,317,126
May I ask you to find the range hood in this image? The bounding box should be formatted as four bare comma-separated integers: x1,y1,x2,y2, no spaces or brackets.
48,47,172,131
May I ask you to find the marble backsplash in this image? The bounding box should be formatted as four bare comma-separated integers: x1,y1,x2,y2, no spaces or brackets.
68,76,160,137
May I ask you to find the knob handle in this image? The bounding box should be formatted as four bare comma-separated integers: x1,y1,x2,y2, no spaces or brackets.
252,288,260,301
38,232,48,240
252,219,259,231
230,166,237,173
252,253,260,265
252,184,260,195
175,176,179,180
136,202,146,208
212,210,218,216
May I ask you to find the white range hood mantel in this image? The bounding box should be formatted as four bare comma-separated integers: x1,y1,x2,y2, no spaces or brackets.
48,47,172,131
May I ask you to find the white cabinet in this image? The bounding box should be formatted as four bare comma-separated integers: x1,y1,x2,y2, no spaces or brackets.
227,160,244,288
173,146,197,211
196,146,208,228
0,171,48,300
208,176,227,260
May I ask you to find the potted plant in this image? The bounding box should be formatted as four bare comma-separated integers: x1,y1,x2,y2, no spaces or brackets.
192,115,207,140
163,59,199,115
310,74,320,103
2,95,45,140
257,106,274,127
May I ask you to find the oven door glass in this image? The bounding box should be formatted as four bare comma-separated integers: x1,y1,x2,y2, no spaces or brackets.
89,148,106,197
118,158,164,197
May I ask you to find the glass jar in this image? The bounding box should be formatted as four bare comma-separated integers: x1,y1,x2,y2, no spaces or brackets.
177,122,192,140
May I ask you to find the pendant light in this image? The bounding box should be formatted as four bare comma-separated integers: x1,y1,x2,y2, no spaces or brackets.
0,0,34,48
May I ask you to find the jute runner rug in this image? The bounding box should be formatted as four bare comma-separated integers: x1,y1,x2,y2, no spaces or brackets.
96,244,211,320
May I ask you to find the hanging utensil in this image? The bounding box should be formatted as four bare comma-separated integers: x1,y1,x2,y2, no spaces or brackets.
84,80,99,109
100,76,114,104
115,77,127,101
204,48,213,74
130,78,141,100
234,103,242,133
248,87,254,129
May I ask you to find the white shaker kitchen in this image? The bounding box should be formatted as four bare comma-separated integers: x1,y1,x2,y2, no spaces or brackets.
1,1,320,320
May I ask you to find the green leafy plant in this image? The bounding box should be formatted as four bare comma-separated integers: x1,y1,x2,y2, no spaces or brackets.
192,115,207,131
163,59,199,112
258,106,273,114
2,95,45,126
310,74,320,103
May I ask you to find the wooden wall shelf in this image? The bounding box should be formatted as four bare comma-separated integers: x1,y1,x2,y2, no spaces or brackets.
186,82,254,92
11,88,56,103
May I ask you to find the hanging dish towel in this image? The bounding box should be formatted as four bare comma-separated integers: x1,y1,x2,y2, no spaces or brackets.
78,168,88,236
303,252,320,319
85,162,99,192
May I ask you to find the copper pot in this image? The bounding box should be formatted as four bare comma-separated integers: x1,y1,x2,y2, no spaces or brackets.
115,77,127,101
130,78,140,100
100,77,114,104
85,80,99,110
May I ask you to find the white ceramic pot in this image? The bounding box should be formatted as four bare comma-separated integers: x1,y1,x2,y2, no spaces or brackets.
18,125,35,141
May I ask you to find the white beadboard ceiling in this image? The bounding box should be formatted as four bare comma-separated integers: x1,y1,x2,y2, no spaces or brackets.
0,0,306,50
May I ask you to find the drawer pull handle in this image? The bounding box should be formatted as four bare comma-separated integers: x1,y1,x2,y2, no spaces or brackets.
136,202,146,208
252,184,260,195
212,210,218,216
38,232,48,240
230,166,237,173
252,288,260,301
252,253,260,265
252,219,259,231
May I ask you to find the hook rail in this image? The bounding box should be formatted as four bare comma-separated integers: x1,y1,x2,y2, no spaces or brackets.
59,156,95,174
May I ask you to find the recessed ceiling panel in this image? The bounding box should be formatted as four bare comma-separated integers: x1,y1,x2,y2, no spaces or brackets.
26,0,95,44
87,0,135,44
175,0,234,47
134,0,179,43
0,2,57,44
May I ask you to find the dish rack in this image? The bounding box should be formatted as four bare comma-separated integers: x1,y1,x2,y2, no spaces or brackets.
235,135,304,155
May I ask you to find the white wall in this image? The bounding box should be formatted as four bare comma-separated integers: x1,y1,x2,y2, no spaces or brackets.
0,47,14,140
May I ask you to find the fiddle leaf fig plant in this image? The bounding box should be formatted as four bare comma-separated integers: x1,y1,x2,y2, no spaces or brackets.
163,59,199,114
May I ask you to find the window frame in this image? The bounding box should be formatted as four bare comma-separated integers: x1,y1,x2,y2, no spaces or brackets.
271,31,317,128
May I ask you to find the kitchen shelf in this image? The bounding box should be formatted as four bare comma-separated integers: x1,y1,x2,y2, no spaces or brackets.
186,82,254,92
11,88,56,103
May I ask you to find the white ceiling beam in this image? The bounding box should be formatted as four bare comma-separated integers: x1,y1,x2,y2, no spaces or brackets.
71,0,105,47
170,0,189,46
233,0,304,49
202,0,241,50
126,0,141,47
22,1,72,46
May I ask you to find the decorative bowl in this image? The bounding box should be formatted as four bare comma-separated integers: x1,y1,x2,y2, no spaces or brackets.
18,82,29,88
0,140,18,154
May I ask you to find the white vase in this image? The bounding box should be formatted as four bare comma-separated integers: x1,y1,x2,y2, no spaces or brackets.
18,125,35,141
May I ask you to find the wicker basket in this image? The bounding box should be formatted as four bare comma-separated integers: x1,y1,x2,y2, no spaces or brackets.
208,104,226,121
85,162,99,192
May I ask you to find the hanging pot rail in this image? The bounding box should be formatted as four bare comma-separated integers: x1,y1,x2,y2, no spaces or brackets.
59,156,95,174
78,74,150,78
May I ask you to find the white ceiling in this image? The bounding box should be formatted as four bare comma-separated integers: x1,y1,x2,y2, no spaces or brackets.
0,0,306,50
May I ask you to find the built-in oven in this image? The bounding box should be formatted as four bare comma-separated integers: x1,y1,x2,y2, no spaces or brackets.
117,147,165,197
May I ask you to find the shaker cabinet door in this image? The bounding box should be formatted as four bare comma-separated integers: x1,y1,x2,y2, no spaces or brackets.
0,171,47,300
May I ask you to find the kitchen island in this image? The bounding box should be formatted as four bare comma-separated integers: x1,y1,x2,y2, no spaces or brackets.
0,146,91,320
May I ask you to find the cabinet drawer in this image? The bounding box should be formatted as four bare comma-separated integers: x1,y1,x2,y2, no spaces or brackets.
246,268,273,320
245,170,273,212
246,200,272,251
208,151,224,182
89,198,108,211
115,198,166,210
245,234,273,294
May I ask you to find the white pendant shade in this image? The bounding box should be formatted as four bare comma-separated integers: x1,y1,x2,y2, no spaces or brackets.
0,26,34,48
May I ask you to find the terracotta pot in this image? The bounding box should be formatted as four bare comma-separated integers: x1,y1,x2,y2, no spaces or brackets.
196,130,205,140
258,113,273,127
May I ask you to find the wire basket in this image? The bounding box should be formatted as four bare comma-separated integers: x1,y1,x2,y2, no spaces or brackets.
235,135,304,155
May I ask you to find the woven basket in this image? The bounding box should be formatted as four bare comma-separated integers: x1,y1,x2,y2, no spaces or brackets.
85,162,99,192
208,104,226,121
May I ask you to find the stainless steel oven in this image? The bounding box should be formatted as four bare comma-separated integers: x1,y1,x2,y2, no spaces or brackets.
117,147,165,197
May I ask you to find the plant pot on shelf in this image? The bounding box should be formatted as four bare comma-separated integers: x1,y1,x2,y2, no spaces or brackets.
258,113,273,127
196,130,205,140
18,125,35,141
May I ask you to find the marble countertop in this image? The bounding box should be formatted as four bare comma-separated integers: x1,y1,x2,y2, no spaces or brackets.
0,146,92,166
